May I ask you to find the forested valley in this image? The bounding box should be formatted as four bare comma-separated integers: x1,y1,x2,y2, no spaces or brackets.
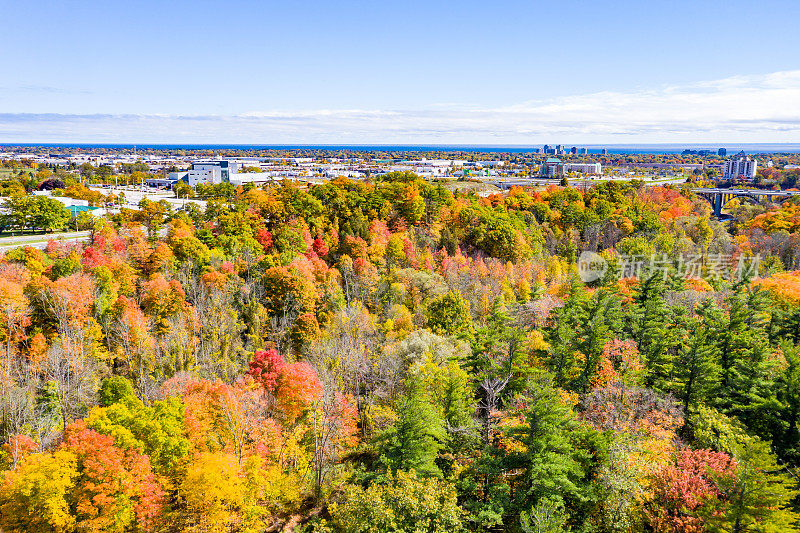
2,172,800,532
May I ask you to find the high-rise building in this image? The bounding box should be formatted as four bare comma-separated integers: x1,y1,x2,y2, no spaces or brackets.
718,148,727,156
555,144,562,154
723,157,757,180
580,148,588,155
543,144,550,153
601,148,608,155
570,146,577,155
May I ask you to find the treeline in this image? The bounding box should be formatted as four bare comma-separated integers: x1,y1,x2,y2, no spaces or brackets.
0,173,799,532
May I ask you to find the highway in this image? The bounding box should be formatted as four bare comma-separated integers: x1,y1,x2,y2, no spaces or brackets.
485,176,688,191
0,230,92,252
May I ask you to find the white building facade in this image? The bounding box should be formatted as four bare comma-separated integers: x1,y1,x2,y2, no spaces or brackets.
539,159,602,177
723,157,757,180
564,162,602,175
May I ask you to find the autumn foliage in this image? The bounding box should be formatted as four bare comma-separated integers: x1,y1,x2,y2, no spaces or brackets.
1,173,800,532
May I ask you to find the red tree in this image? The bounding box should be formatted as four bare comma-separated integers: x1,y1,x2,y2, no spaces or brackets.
647,448,737,533
61,421,165,532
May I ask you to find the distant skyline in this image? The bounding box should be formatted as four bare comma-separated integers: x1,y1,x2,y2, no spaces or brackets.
2,0,800,143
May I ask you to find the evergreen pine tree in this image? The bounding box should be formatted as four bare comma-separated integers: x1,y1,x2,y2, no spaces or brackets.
671,301,722,423
693,405,800,533
773,341,800,468
632,274,673,391
546,289,590,390
509,376,584,514
382,375,446,477
714,287,781,441
573,289,623,393
470,297,530,393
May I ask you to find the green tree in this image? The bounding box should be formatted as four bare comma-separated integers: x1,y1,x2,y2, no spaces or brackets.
546,287,623,392
173,181,193,200
502,376,584,522
671,302,721,422
382,374,446,477
713,287,781,441
520,500,569,533
2,194,34,232
633,274,673,391
32,196,70,232
693,405,800,532
426,291,474,341
136,198,171,238
330,470,465,533
774,342,800,467
86,392,191,476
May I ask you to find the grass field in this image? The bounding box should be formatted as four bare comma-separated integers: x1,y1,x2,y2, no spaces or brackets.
433,178,497,194
0,168,34,179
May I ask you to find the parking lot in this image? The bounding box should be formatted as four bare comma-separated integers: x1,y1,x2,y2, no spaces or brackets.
89,186,207,210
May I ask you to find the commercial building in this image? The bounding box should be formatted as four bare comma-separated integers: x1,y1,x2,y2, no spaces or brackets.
145,160,277,188
723,157,758,181
564,162,602,175
539,158,563,177
538,159,602,178
718,148,727,156
475,160,505,168
145,174,185,188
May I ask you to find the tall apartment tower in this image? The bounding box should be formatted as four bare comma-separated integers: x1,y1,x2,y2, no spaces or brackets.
723,157,757,180
718,148,727,156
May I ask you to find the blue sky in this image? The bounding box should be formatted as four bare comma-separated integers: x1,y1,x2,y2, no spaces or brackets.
1,0,800,143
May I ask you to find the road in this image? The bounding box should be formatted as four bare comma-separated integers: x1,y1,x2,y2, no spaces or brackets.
0,230,92,252
484,176,688,191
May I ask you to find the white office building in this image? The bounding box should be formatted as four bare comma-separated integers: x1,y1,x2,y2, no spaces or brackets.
564,162,602,175
723,157,757,180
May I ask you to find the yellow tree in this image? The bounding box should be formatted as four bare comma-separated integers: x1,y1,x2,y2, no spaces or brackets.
0,264,31,373
0,449,79,533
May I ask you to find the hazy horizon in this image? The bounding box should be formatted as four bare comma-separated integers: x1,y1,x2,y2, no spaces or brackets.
4,142,800,155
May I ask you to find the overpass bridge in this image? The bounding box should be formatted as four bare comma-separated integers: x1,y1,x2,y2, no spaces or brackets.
693,188,800,217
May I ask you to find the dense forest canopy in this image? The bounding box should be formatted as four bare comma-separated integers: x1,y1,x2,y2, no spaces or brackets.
1,171,800,532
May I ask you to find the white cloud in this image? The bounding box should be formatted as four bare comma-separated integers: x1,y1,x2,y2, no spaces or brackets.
1,70,800,143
